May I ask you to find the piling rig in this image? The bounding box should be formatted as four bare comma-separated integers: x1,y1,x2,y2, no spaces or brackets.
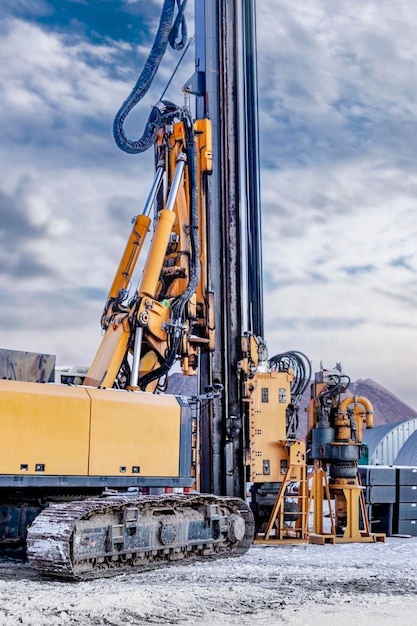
0,1,383,578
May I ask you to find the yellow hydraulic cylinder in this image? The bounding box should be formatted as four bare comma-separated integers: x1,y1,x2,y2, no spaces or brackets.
139,153,186,298
108,214,151,299
138,209,177,298
83,315,131,388
108,163,164,300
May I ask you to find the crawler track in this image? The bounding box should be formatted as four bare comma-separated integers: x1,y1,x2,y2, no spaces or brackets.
26,494,254,580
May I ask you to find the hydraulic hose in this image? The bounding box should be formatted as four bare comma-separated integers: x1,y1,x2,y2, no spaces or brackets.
113,0,188,154
269,350,311,399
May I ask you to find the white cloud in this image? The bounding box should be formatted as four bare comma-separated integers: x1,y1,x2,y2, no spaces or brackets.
1,2,417,410
260,156,417,406
257,0,417,169
252,1,417,406
0,17,157,366
0,18,141,154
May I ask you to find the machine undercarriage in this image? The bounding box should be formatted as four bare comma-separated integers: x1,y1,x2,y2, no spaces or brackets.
26,494,253,580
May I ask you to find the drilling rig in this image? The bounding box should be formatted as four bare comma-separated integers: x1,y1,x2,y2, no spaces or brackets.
0,0,382,579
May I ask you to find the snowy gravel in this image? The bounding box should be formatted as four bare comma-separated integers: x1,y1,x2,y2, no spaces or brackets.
0,537,416,625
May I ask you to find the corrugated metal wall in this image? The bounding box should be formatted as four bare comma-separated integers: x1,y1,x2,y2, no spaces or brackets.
363,418,417,465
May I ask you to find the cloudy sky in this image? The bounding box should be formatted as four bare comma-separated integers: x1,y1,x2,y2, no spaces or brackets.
1,1,416,408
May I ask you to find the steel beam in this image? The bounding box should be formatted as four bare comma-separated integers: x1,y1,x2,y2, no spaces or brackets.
194,0,262,498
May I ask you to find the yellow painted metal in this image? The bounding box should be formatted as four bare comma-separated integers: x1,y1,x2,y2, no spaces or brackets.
108,214,151,300
83,314,131,388
139,350,160,379
239,333,261,384
139,209,177,297
332,468,371,541
288,440,306,466
338,395,374,434
307,465,386,544
191,119,212,352
255,441,309,543
249,371,291,482
0,380,184,478
173,120,185,142
137,298,171,342
308,465,335,537
162,123,192,302
0,379,90,475
87,388,181,477
334,535,385,544
332,482,385,543
163,186,189,299
338,486,363,541
83,117,214,391
194,118,213,173
308,533,335,545
305,381,327,436
253,537,309,545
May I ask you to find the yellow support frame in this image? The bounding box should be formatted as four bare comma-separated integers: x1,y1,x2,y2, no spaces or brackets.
254,441,309,544
307,464,336,544
254,457,386,546
308,466,385,545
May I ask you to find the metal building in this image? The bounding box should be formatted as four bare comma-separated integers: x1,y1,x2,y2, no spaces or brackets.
394,429,417,466
363,418,417,465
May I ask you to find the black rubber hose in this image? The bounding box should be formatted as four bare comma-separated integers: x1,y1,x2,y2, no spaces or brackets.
269,350,311,399
113,0,187,154
169,0,188,50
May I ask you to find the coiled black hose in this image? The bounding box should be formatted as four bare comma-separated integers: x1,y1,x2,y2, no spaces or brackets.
269,350,312,401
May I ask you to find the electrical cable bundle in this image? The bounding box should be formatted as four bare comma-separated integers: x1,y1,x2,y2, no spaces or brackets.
269,351,311,439
269,350,311,403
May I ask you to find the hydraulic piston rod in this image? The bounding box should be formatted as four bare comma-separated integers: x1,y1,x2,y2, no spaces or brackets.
139,155,186,298
130,326,143,387
107,164,164,301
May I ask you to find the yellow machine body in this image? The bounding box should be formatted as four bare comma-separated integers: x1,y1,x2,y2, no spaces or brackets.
0,379,190,480
88,387,181,476
248,371,292,483
0,379,90,476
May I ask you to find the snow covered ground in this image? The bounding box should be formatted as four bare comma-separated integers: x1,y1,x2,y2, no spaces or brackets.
0,537,416,625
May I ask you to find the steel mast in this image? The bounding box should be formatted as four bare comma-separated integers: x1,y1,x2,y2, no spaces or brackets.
190,0,263,497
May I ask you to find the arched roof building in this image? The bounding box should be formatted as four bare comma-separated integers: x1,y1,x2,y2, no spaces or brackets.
362,418,417,465
394,429,417,465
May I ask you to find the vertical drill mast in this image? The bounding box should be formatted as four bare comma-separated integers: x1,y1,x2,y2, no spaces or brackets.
242,0,264,338
192,0,263,497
